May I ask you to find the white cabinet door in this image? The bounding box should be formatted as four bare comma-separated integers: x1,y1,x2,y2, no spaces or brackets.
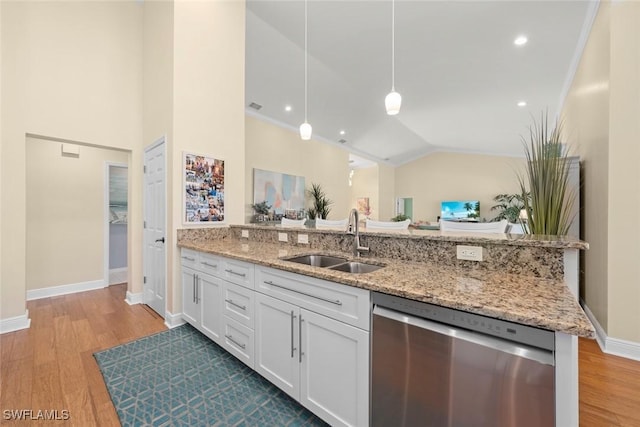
199,273,223,345
255,292,300,400
182,266,200,326
300,308,369,427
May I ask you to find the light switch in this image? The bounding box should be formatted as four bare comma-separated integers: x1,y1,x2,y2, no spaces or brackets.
278,232,288,242
297,234,309,244
241,229,249,238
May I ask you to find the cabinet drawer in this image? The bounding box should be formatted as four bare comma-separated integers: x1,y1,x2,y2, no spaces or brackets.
198,252,222,277
222,258,255,289
256,266,371,331
222,316,254,369
222,281,254,328
180,249,199,270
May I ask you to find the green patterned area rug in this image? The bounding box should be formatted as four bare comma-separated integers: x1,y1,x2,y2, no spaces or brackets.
94,324,327,426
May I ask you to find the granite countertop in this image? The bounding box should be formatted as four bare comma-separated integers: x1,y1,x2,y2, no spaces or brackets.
178,237,595,339
233,224,590,250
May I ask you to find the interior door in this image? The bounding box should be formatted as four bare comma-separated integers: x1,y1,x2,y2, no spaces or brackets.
143,137,166,317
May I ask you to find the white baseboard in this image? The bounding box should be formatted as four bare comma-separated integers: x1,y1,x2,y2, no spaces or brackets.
582,301,640,362
27,279,105,301
109,267,128,285
125,291,144,305
0,310,31,334
581,301,607,349
164,311,185,329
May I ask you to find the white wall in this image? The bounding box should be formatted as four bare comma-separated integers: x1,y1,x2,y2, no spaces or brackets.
562,1,640,343
1,1,144,320
245,115,350,222
395,152,525,222
350,166,381,220
171,0,246,313
142,0,175,311
26,138,128,290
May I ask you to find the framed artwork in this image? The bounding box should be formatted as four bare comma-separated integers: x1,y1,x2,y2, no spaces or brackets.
183,152,225,224
253,168,306,217
357,197,371,216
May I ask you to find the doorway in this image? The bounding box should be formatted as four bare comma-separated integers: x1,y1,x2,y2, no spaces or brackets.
143,137,167,317
105,163,128,286
396,197,413,220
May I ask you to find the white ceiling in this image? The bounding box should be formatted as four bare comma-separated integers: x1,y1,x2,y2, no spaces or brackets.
245,0,598,166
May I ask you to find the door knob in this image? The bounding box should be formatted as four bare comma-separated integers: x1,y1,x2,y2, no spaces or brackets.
155,237,165,243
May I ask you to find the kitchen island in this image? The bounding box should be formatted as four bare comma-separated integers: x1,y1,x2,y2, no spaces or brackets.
178,224,594,426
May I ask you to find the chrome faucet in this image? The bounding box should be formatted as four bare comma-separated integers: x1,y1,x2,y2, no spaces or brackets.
347,208,369,257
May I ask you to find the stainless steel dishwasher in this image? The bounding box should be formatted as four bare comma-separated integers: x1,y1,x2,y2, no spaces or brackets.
371,292,555,427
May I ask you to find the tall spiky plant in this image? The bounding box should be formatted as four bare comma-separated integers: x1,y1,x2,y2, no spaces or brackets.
306,183,332,220
518,112,576,235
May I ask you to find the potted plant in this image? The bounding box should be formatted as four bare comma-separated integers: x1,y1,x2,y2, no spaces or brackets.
518,112,576,235
251,201,271,222
306,183,332,220
390,214,409,222
490,192,530,223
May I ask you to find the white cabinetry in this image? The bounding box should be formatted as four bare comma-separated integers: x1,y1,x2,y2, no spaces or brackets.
255,267,370,427
181,250,256,367
180,250,369,427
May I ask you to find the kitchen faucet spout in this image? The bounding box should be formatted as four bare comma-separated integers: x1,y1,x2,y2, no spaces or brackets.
347,208,369,257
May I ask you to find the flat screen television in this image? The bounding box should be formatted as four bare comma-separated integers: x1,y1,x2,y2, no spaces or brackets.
441,200,480,221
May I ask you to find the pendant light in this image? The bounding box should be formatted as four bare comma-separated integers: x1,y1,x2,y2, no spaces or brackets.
385,0,401,115
299,0,312,140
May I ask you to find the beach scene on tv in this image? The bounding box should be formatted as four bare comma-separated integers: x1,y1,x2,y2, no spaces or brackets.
441,200,480,221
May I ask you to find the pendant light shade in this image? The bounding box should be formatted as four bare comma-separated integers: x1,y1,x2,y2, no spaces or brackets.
385,0,401,115
385,91,402,116
299,0,312,141
300,121,312,140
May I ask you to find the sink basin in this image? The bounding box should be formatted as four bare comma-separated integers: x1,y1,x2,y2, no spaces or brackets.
328,261,384,274
284,254,348,268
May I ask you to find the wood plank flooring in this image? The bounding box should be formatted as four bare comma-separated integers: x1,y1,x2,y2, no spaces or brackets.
0,284,166,426
1,284,639,426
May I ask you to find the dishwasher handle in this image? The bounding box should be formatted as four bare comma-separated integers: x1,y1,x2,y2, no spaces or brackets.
373,305,554,366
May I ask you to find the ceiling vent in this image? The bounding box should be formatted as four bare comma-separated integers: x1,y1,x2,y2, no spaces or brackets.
248,102,262,110
338,139,347,144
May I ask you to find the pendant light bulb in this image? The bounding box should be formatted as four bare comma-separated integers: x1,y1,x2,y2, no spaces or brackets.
300,122,312,140
300,0,312,141
385,91,402,115
385,0,401,116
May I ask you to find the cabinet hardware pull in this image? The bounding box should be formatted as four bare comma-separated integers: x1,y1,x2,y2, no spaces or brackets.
290,310,296,358
225,334,246,349
225,269,246,278
299,315,304,363
193,274,196,303
201,261,218,268
225,299,246,311
263,281,343,306
182,256,195,261
195,274,199,304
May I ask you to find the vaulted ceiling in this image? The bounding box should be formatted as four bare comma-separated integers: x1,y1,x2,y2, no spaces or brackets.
245,0,598,166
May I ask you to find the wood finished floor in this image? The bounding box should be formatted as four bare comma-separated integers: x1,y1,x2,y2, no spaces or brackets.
0,284,166,426
1,284,639,426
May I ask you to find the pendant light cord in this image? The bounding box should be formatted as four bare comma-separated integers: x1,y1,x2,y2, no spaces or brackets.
304,0,308,122
391,0,395,91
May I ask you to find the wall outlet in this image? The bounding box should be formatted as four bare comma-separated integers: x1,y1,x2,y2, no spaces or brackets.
457,245,484,261
278,232,288,242
297,234,309,244
241,229,249,238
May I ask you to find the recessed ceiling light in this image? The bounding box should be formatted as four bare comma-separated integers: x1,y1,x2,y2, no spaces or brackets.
514,35,528,46
517,101,527,107
339,130,345,135
284,105,292,112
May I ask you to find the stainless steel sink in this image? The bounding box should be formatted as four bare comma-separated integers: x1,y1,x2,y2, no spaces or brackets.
328,261,384,274
284,254,348,268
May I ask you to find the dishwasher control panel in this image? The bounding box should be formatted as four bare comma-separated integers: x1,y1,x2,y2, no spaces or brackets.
372,292,555,351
